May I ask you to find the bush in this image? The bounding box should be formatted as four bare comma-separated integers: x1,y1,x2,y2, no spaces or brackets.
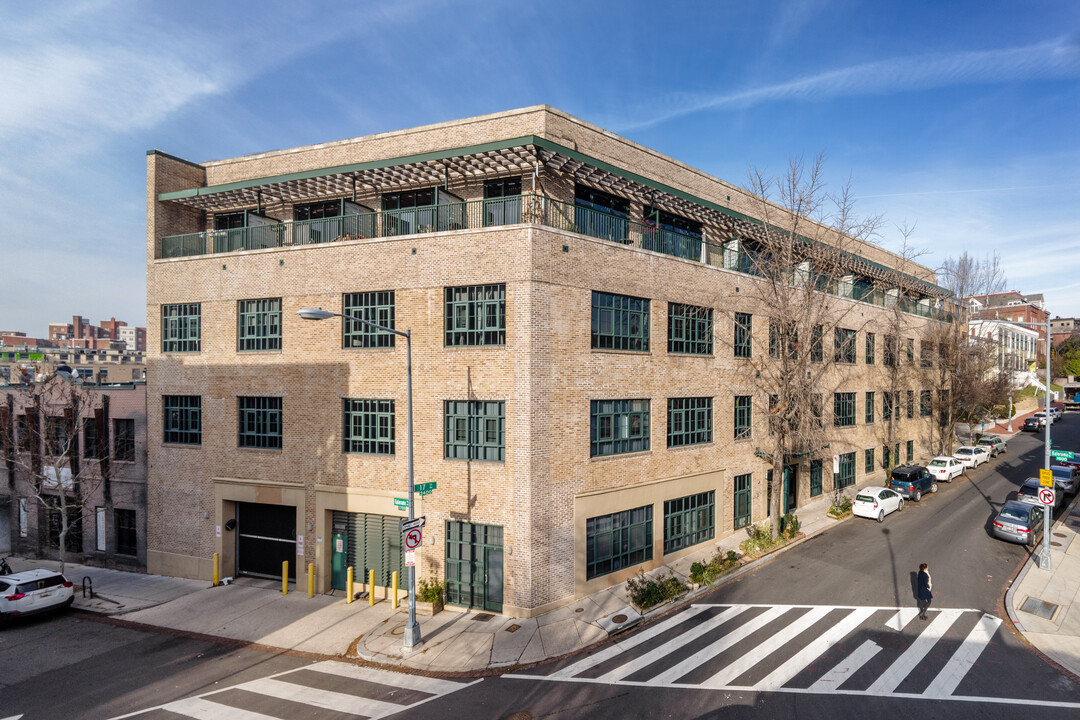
739,522,780,556
688,549,742,586
781,512,800,539
416,577,444,603
626,571,687,611
828,495,853,517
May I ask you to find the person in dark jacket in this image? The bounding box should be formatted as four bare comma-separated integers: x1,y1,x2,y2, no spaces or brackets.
917,563,933,619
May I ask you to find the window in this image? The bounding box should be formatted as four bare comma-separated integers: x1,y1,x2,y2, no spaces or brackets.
83,418,99,459
835,328,856,363
45,416,67,456
834,392,855,427
865,332,875,364
882,391,893,421
585,505,652,579
444,401,505,461
906,440,914,463
810,460,823,497
161,303,200,353
47,506,82,552
113,419,135,461
484,177,522,226
769,320,797,359
810,325,823,362
883,444,891,469
884,335,896,366
575,184,630,243
920,390,932,418
382,187,435,210
835,451,855,489
343,399,395,455
664,491,714,553
811,394,824,427
642,205,702,259
592,292,649,351
734,312,752,358
865,448,875,473
115,509,136,556
294,199,342,221
921,341,933,368
734,396,752,440
344,291,395,348
906,390,915,419
445,284,506,346
667,397,712,447
668,303,712,355
238,397,282,449
865,391,875,423
733,473,752,530
906,338,915,364
237,298,282,351
590,399,649,457
16,414,30,452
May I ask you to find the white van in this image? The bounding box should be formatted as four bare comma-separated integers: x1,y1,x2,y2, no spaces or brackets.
0,568,74,623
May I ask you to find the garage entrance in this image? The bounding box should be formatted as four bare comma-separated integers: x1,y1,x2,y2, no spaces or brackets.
329,511,404,590
236,502,296,580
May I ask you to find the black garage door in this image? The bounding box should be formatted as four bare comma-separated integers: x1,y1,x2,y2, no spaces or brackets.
237,502,296,580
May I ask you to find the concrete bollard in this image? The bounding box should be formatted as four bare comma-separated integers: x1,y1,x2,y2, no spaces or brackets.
347,566,354,603
308,563,315,598
369,569,376,606
392,571,399,610
212,553,220,587
282,561,289,595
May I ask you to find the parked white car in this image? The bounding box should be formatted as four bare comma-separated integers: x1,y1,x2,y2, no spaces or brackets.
853,486,905,523
927,456,965,483
1032,411,1053,426
1048,406,1062,421
952,446,990,469
0,568,74,623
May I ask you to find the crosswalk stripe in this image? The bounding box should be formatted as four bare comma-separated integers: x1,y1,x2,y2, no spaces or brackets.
700,606,834,689
304,660,470,695
160,697,280,719
922,613,1002,698
646,606,789,685
550,605,712,679
864,609,964,694
232,677,403,718
752,606,878,691
810,638,882,691
593,605,749,683
884,607,920,631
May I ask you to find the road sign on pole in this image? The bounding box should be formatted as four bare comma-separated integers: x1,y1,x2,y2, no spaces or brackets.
1038,487,1056,506
1039,469,1054,487
415,481,437,495
394,498,409,510
404,527,423,550
400,516,426,533
1050,449,1075,462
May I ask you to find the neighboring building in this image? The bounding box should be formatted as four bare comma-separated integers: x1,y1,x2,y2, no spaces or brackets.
49,315,146,351
1050,317,1079,348
1,378,148,569
968,319,1040,384
965,292,1050,356
0,331,55,348
1,346,146,387
118,325,148,352
146,106,948,616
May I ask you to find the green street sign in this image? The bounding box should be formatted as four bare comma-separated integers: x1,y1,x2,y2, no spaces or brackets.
415,481,437,494
393,498,409,510
1051,449,1075,461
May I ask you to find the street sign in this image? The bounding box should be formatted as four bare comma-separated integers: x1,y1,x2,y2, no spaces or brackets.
1039,487,1056,506
400,516,426,533
833,455,840,473
1039,468,1054,487
405,550,416,567
393,498,409,510
404,528,423,550
1051,449,1076,462
415,481,437,495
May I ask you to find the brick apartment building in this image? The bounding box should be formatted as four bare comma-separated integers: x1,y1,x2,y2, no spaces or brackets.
146,106,949,616
965,292,1050,356
49,315,147,352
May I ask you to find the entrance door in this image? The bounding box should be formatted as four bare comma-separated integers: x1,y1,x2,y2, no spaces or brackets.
445,521,503,612
236,502,295,580
783,465,797,514
329,511,404,590
484,547,503,612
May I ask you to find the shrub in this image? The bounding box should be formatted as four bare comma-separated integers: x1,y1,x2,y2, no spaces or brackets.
781,512,800,539
416,577,444,603
828,495,853,517
626,571,687,611
689,548,743,585
739,522,780,556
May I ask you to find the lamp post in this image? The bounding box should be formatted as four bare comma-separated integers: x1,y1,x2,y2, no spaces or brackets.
297,307,422,648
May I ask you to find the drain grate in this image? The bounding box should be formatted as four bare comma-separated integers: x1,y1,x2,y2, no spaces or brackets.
505,624,520,633
1020,596,1059,620
473,613,494,622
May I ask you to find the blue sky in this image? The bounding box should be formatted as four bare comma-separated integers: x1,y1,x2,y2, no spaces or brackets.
2,0,1078,333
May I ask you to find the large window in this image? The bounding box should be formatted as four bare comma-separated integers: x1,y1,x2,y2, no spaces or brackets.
810,325,824,362
161,303,201,353
906,338,915,364
667,397,712,447
586,505,652,579
920,390,932,417
238,396,282,449
921,341,934,368
113,419,135,461
575,184,630,243
484,177,522,226
810,460,823,497
592,292,649,351
237,298,282,352
734,395,752,440
865,448,875,473
865,391,875,424
906,390,915,419
343,291,395,348
343,399,395,455
45,418,66,455
590,399,650,457
882,391,893,421
865,332,875,365
163,395,201,445
83,418,99,459
906,440,914,463
835,328,856,364
642,205,702,259
769,320,798,359
835,451,855,488
734,312,752,358
884,335,896,367
668,303,712,355
664,491,714,554
115,508,137,556
834,392,856,427
445,284,506,346
733,473,752,530
444,401,505,461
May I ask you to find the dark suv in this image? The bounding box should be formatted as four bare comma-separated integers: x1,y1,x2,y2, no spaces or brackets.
889,464,938,502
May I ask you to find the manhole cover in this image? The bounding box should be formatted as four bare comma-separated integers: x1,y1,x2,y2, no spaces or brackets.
1020,596,1059,620
1052,542,1063,548
473,613,494,622
1053,532,1067,538
611,614,628,624
506,624,520,633
575,607,584,613
390,623,406,636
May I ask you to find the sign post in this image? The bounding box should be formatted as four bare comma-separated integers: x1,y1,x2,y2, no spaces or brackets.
1039,468,1054,488
1050,449,1075,463
1038,487,1056,506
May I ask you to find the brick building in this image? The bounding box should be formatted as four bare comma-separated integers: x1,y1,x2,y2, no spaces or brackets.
965,292,1050,356
49,315,147,352
146,106,949,616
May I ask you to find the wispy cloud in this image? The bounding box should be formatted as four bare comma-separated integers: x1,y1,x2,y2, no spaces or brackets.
611,36,1080,131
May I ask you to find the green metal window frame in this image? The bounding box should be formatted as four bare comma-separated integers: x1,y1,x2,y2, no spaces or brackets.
834,327,856,364
667,397,712,447
343,399,395,455
906,440,914,463
163,395,201,445
810,460,823,497
590,399,650,457
834,392,856,427
920,390,932,417
810,324,824,362
882,391,893,421
769,320,798,359
586,505,653,579
445,284,506,346
668,303,712,355
237,298,282,352
906,390,915,419
865,332,875,364
592,291,649,351
343,291,395,348
238,396,282,449
906,338,915,363
921,341,934,368
734,395,752,440
835,451,856,488
733,473,752,530
444,400,505,461
83,418,99,459
113,418,135,462
865,448,875,473
884,334,896,366
883,444,891,469
663,491,715,554
865,391,875,424
161,303,201,353
445,521,503,609
734,312,752,358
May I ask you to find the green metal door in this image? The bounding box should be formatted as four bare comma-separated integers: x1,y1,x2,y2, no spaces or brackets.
783,465,797,514
331,511,403,589
330,531,348,590
445,521,503,612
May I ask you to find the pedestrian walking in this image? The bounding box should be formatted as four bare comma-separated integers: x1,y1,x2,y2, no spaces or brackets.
917,563,933,619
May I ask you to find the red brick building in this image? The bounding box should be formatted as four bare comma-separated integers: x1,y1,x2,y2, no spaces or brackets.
965,292,1050,357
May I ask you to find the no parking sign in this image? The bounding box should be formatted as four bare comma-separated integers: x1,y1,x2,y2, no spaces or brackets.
1038,487,1056,506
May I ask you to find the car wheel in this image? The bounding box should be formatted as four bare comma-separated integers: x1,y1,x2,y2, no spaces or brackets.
931,482,939,494
877,510,885,523
914,489,922,502
898,499,905,512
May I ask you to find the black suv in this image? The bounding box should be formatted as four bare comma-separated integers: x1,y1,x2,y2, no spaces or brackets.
888,464,938,502
1022,417,1042,432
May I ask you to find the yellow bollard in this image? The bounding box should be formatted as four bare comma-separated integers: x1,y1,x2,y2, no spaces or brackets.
346,566,354,604
308,563,315,599
392,571,399,610
212,553,220,587
368,569,376,606
282,560,289,595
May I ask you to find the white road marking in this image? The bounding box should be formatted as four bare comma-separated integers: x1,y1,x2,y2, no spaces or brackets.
884,607,920,631
923,613,1002,698
810,639,882,691
231,677,403,718
159,697,278,719
305,659,472,695
865,609,964,694
752,606,877,691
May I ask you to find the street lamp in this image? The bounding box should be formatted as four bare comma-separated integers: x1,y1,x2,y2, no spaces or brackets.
297,307,422,649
